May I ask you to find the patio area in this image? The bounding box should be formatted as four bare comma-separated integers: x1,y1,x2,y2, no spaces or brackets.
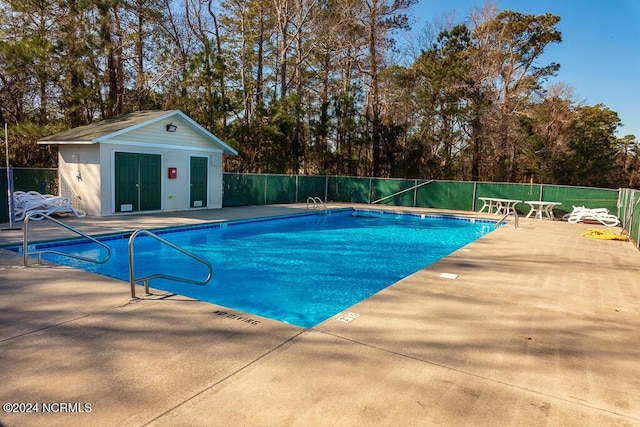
1,204,639,426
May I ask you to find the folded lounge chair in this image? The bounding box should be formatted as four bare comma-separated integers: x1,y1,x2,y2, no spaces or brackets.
562,206,620,227
13,191,86,221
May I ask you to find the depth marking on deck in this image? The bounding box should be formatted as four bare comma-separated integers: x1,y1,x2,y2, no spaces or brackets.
336,312,360,323
439,273,460,279
213,310,261,325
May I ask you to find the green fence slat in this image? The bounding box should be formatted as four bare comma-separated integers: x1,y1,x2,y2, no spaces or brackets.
12,168,57,195
327,176,371,203
265,175,297,204
618,188,640,246
416,181,476,211
297,176,327,202
222,173,267,206
541,185,618,215
370,178,415,206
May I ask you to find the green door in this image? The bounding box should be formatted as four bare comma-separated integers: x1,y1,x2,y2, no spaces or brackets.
115,152,139,212
139,154,161,211
190,156,208,208
114,152,161,213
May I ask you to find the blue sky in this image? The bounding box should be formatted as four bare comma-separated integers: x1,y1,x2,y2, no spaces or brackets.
408,0,640,139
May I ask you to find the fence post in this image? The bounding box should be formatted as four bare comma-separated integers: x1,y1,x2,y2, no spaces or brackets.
616,187,624,217
264,174,268,205
472,182,477,211
324,175,329,202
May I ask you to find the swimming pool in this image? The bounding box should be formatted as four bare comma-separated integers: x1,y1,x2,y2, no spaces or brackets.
12,209,497,327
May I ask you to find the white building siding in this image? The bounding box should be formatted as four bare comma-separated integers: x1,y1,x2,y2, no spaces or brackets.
209,153,224,208
117,118,214,149
58,145,102,216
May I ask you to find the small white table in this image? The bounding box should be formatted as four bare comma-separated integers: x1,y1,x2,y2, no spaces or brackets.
524,201,562,220
478,197,521,215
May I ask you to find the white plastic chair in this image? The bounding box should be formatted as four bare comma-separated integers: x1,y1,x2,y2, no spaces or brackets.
12,191,86,221
562,206,619,227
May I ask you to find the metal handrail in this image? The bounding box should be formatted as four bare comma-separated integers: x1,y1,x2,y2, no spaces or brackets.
22,212,111,266
128,229,213,300
372,180,434,204
306,196,326,210
496,209,519,229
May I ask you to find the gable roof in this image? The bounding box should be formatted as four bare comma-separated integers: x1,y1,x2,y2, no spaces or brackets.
38,110,237,155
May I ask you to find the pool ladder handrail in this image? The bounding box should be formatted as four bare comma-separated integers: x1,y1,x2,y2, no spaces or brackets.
127,229,213,300
306,196,326,210
496,209,519,229
22,212,111,267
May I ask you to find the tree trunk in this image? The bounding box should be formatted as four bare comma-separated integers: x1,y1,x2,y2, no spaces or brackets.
367,0,381,176
134,0,145,110
256,11,265,110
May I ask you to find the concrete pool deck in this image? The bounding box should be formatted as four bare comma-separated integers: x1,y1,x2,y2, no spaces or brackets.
0,204,639,426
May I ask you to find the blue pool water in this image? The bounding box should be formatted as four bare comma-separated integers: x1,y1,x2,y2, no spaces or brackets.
14,209,497,327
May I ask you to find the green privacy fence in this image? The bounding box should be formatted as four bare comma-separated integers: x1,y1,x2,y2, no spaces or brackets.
222,173,327,206
619,189,640,248
221,174,637,245
2,170,636,246
223,174,620,215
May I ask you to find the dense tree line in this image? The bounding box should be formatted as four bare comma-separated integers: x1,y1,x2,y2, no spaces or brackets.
0,0,637,188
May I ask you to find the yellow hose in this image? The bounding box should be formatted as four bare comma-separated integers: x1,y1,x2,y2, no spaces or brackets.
582,228,628,241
